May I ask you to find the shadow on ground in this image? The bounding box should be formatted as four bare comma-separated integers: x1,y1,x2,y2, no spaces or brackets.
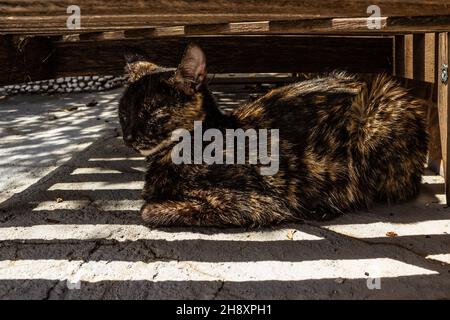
0,134,449,299
0,87,450,299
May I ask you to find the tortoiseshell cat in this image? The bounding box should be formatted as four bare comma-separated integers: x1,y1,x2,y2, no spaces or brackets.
119,44,428,227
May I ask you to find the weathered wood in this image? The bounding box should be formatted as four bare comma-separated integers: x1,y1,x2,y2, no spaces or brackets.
438,32,450,203
0,36,392,85
416,33,437,83
394,34,436,83
1,0,448,17
53,36,392,77
6,15,450,36
269,15,450,35
2,1,450,35
185,22,270,35
394,35,412,80
79,31,124,41
404,34,414,79
124,26,185,38
394,36,405,79
0,36,56,86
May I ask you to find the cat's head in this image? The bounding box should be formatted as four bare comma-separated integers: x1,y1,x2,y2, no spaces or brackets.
118,43,207,156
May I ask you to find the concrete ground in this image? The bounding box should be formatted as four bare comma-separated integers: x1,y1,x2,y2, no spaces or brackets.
0,87,450,299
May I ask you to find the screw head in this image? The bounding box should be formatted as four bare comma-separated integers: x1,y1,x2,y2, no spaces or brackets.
441,64,448,83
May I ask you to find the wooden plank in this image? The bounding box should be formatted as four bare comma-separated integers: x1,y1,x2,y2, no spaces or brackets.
424,33,437,83
79,31,124,41
1,0,448,17
394,36,406,79
269,15,450,35
404,34,414,79
0,35,56,86
2,2,450,35
124,26,185,38
438,32,450,204
396,34,415,80
185,22,270,35
0,36,392,85
269,18,376,34
394,33,436,83
4,14,450,36
183,16,450,39
53,36,392,76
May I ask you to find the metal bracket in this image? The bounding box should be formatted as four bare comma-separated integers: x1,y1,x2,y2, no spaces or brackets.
442,64,448,84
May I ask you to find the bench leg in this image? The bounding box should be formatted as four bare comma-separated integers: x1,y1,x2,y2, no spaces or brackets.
438,32,450,204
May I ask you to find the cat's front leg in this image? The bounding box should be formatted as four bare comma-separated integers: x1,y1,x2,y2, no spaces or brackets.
140,188,294,227
141,163,183,201
140,199,227,227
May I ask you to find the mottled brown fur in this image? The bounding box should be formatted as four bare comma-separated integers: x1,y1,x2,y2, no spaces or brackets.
118,44,428,227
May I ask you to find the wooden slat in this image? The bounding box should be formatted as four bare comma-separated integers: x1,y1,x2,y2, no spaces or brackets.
269,16,450,35
182,16,450,39
394,35,413,80
404,34,414,79
2,1,450,35
0,36,392,85
438,32,450,204
394,36,406,79
394,33,436,83
2,0,448,17
4,15,450,36
54,36,392,76
185,22,270,35
79,31,124,41
124,26,185,38
422,33,437,83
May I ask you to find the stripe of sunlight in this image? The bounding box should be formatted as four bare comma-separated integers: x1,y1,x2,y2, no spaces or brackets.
48,181,144,190
322,220,450,238
422,175,444,184
88,157,145,161
32,200,143,211
0,258,438,282
426,254,450,264
70,167,147,174
0,224,323,242
71,168,123,174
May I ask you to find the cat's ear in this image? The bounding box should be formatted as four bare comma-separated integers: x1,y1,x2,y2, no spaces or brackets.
170,43,207,95
123,47,159,82
124,47,151,65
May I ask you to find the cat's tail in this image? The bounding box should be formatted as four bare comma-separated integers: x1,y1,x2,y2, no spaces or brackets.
348,74,429,202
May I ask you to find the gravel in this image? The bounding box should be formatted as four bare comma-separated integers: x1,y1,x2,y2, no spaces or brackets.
0,75,126,96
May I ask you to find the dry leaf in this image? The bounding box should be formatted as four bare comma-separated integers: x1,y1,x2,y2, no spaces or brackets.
386,231,398,237
64,106,78,112
86,100,98,107
287,230,297,240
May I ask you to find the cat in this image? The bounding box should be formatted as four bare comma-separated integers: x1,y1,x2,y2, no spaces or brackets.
118,43,428,227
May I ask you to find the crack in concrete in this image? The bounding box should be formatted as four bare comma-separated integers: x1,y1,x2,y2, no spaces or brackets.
212,280,225,300
43,280,60,300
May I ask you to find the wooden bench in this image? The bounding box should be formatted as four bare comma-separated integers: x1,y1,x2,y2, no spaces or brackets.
1,0,450,202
